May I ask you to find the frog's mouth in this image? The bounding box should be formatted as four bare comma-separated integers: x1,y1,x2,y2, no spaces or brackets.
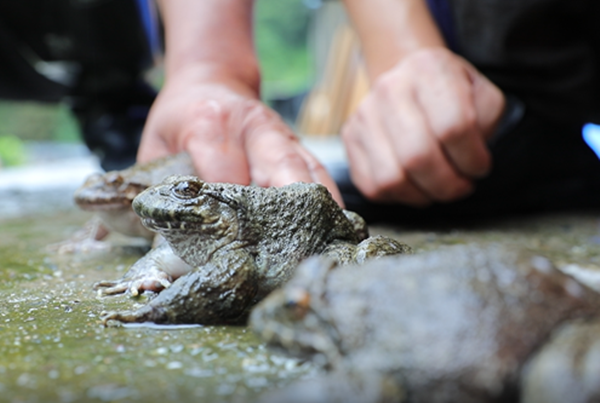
250,289,344,365
141,217,193,231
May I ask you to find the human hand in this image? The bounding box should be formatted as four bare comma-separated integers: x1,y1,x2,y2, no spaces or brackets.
342,47,505,206
138,70,343,205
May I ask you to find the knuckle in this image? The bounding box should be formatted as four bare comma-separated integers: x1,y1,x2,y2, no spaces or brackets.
374,178,401,198
357,183,383,201
243,99,274,123
273,149,306,171
372,74,398,100
437,108,478,144
244,100,285,128
402,150,432,174
369,171,404,199
342,112,365,141
180,100,229,145
242,100,293,141
189,99,227,122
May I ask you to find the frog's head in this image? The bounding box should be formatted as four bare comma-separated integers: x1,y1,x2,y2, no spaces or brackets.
250,257,343,367
74,171,147,211
132,175,245,264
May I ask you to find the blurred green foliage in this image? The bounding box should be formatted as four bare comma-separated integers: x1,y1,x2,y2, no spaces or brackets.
0,134,26,167
0,102,80,143
255,0,313,98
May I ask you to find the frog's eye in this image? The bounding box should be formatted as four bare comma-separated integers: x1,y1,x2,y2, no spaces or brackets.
173,180,202,199
283,288,310,319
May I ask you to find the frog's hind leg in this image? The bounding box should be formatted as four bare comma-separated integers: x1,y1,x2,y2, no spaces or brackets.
102,254,259,325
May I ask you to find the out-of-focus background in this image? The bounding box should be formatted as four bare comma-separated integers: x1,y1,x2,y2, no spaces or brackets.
0,0,359,218
0,0,320,164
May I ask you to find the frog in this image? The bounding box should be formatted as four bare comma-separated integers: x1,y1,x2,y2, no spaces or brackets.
98,175,411,325
250,244,600,403
52,153,194,253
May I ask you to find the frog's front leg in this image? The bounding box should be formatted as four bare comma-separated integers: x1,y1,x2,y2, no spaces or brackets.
94,242,191,296
101,250,259,325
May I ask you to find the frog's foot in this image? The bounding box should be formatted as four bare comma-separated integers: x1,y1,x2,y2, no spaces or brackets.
343,210,369,241
94,242,190,296
102,257,259,326
47,218,111,254
354,235,412,264
94,271,173,296
101,305,160,326
323,236,411,266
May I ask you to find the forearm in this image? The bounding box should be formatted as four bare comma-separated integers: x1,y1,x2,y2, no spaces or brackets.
157,0,260,96
342,0,445,80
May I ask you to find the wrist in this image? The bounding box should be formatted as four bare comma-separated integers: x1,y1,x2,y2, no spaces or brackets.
163,61,261,99
343,0,446,80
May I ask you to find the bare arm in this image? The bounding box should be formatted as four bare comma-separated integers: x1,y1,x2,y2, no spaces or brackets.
156,0,259,96
341,0,505,205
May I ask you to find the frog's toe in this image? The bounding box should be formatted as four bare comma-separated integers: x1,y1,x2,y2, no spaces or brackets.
101,310,132,326
100,306,156,326
94,280,131,296
101,309,140,325
129,276,172,296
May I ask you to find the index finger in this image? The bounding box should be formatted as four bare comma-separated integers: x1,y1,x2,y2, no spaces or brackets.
183,102,252,185
245,129,344,206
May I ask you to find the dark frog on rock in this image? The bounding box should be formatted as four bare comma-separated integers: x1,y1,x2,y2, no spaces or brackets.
250,244,600,403
98,175,410,325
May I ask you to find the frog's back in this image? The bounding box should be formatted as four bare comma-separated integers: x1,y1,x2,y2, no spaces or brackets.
323,244,600,401
234,182,358,292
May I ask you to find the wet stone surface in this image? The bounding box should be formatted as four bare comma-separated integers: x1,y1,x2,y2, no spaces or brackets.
0,211,315,403
2,208,600,402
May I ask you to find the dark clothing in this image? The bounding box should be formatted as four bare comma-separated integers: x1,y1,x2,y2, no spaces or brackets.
340,113,600,223
451,0,600,126
0,0,159,170
340,0,600,223
0,0,156,102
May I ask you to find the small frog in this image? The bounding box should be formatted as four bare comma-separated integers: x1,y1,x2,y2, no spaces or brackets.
54,153,194,252
250,244,600,403
98,175,410,325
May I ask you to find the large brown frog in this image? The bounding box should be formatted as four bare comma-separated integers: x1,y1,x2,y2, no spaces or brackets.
250,244,600,403
55,153,194,252
98,175,410,325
